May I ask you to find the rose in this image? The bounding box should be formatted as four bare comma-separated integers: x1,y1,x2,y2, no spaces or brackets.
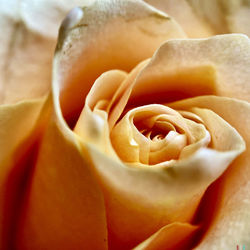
0,0,250,250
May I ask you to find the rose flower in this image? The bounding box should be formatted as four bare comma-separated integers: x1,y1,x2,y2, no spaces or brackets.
0,0,250,249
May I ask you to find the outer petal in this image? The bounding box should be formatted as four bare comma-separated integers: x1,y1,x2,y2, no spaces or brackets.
170,96,250,248
144,0,216,38
15,110,108,249
0,96,49,249
0,0,89,104
129,34,250,104
54,0,186,122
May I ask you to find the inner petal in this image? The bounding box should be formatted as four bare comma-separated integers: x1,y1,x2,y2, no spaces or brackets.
111,104,209,165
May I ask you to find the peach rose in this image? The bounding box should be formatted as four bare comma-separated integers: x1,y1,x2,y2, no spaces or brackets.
0,0,250,249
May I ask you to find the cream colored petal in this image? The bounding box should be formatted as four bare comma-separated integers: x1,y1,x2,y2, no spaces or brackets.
0,0,85,104
53,0,186,121
187,0,231,34
20,0,92,39
107,60,150,129
0,96,48,248
130,34,250,104
111,104,187,164
144,0,216,37
110,111,141,163
15,114,108,249
188,0,250,37
74,70,127,158
149,133,187,164
170,96,250,248
229,4,250,37
134,222,199,250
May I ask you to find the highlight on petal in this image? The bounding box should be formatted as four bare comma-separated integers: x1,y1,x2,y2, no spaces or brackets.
129,34,250,105
134,222,199,250
144,0,216,38
0,0,85,104
53,0,186,122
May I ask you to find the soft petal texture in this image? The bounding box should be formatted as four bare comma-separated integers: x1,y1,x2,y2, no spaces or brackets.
187,0,250,37
0,97,48,249
229,3,250,37
145,0,250,37
144,0,216,37
110,104,211,164
54,0,186,122
129,34,250,105
134,222,199,250
0,0,90,104
15,112,108,249
170,96,250,248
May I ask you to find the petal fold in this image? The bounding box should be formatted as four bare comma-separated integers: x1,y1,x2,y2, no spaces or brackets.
134,222,199,250
130,34,250,105
53,0,186,121
0,0,83,104
170,96,250,248
16,115,108,249
0,96,49,249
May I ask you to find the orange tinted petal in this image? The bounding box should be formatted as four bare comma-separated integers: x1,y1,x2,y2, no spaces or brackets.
15,117,108,249
130,34,250,105
53,0,186,121
0,97,48,249
170,96,250,248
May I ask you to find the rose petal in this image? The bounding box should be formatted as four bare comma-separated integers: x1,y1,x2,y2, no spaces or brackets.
20,0,92,39
187,0,250,37
133,222,199,250
229,4,250,37
15,114,108,249
53,0,186,121
0,0,84,104
129,34,250,105
170,96,250,248
110,104,211,164
144,0,216,37
0,97,47,249
74,69,128,158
